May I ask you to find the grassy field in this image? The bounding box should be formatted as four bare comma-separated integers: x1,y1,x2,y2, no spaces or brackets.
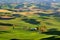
0,11,60,40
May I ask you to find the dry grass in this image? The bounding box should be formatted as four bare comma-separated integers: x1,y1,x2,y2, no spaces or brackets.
0,9,11,12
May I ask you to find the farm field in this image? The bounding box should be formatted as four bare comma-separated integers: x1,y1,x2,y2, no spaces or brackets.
0,0,60,40
0,10,60,40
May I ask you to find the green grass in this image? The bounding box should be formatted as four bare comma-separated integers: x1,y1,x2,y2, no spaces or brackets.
0,29,53,40
0,14,60,40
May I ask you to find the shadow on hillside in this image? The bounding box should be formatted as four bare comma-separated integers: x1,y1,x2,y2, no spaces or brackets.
11,39,20,40
22,19,40,25
0,17,15,20
12,14,21,17
42,28,60,36
36,12,60,17
0,31,10,34
10,38,33,40
40,36,60,40
0,23,13,26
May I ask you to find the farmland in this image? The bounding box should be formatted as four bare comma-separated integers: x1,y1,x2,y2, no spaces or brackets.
0,9,60,40
0,2,60,40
